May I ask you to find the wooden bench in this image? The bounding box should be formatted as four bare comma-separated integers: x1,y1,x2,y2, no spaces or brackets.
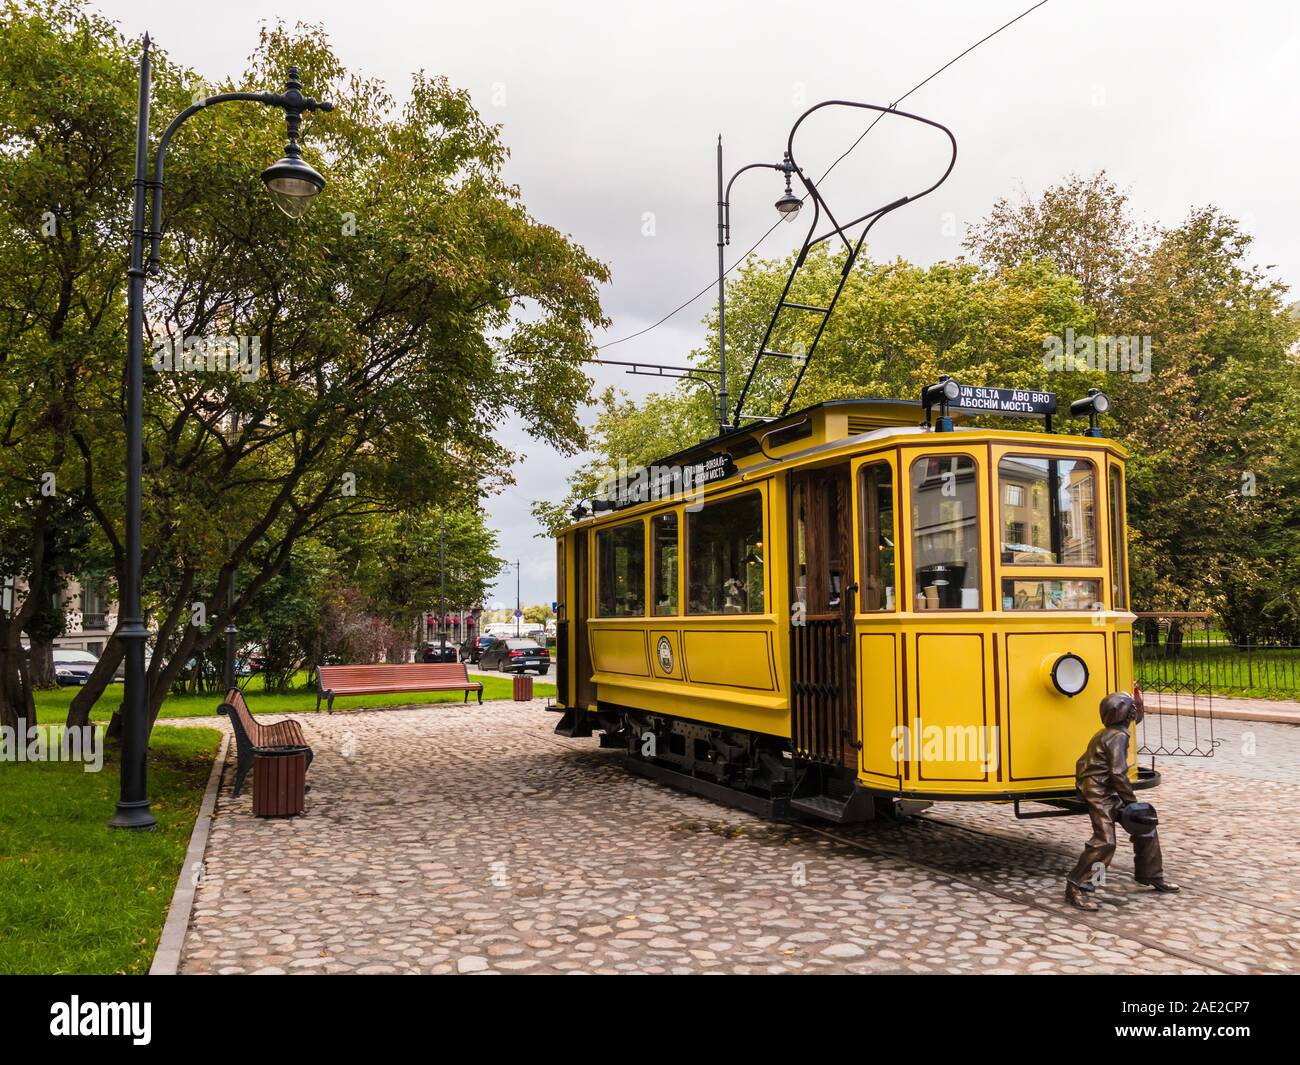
216,687,313,798
315,662,484,714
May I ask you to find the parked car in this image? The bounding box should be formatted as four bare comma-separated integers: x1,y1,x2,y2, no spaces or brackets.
111,650,152,682
53,648,100,686
419,642,458,664
460,635,497,664
478,637,549,675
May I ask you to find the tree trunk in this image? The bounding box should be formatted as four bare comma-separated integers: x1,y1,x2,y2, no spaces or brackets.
0,641,33,733
27,637,56,690
66,638,124,728
1166,620,1184,658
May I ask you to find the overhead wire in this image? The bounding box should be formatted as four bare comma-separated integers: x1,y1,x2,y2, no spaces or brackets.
594,0,1053,353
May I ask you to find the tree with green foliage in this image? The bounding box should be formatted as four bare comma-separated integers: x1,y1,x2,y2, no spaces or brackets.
0,1,608,731
352,507,503,650
966,174,1300,633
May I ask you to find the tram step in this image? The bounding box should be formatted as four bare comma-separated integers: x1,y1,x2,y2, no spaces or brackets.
553,706,592,738
789,788,876,824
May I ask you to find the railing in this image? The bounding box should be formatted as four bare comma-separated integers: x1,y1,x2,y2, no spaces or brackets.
1134,612,1300,701
1132,612,1216,758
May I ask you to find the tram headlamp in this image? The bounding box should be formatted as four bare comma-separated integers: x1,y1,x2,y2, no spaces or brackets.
921,375,961,433
923,377,961,406
1069,388,1110,437
1049,653,1090,697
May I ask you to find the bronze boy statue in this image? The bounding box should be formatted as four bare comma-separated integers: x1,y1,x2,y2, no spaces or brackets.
1065,690,1179,911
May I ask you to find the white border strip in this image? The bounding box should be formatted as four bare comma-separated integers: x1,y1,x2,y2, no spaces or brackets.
149,732,228,976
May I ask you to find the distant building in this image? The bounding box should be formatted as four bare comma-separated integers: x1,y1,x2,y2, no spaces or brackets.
5,576,117,655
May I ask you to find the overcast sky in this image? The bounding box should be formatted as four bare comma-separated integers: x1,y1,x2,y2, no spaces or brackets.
92,0,1300,607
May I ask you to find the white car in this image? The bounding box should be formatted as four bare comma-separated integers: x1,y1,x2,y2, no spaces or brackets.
53,648,99,686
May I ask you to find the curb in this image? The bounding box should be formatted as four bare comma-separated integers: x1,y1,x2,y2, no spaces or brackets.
149,732,228,976
1148,707,1300,726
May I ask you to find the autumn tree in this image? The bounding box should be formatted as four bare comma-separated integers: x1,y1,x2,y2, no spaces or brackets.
0,1,608,730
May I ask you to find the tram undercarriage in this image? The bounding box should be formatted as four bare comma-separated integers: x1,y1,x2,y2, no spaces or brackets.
554,703,915,824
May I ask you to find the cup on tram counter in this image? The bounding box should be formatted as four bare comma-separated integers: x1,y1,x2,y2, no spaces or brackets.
916,592,928,611
924,585,940,610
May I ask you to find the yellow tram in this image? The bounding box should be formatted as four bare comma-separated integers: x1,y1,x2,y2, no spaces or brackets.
549,391,1157,822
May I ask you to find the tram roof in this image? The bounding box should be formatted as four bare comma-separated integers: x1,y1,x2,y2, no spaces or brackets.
560,395,1124,531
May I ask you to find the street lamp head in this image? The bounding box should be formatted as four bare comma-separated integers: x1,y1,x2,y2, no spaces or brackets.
774,186,802,220
261,66,332,219
261,154,325,218
774,154,801,221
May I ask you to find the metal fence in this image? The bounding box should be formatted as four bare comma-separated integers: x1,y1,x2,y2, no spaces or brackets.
1132,612,1216,758
1133,612,1300,701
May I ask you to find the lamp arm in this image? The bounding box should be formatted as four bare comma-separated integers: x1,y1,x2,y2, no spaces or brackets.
722,161,791,243
147,88,333,274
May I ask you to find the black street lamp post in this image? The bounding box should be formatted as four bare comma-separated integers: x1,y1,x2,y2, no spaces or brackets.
438,511,447,659
222,410,240,693
110,35,332,830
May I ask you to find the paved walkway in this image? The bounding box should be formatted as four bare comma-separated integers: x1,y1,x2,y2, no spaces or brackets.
175,700,1300,975
1144,690,1300,725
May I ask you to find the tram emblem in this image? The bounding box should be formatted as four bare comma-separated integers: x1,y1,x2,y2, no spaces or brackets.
656,637,673,674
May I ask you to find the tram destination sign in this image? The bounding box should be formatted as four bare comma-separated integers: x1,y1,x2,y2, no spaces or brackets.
952,385,1056,417
597,452,737,511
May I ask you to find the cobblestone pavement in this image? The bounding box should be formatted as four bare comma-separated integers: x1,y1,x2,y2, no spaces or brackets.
176,701,1300,975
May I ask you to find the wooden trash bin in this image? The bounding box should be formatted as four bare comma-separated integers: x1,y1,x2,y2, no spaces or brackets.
512,673,534,701
252,745,309,817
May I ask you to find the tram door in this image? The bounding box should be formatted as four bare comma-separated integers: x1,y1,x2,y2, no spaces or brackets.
573,530,597,709
788,464,859,768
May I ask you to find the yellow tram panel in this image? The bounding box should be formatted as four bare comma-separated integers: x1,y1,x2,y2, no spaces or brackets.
581,478,792,737
1002,629,1109,782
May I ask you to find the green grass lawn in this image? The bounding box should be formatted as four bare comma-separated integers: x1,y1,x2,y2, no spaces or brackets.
0,725,220,975
1135,646,1300,701
33,670,556,725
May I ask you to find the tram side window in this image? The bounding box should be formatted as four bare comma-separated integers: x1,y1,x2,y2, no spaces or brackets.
687,491,766,614
596,521,645,617
910,455,980,610
859,462,896,611
652,512,678,615
1109,466,1127,609
998,455,1098,565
